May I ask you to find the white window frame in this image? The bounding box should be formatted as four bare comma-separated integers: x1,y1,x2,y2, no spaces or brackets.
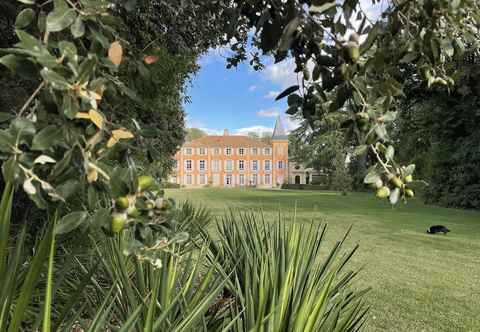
199,160,206,172
238,147,245,156
277,160,284,169
264,160,271,171
185,160,193,171
264,147,271,155
212,160,220,172
265,174,271,185
251,147,258,155
252,160,258,171
185,148,193,155
225,160,233,171
199,147,207,155
225,147,232,156
238,160,245,171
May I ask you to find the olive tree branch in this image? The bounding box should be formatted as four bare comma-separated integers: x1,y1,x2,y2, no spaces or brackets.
18,81,45,117
369,144,392,175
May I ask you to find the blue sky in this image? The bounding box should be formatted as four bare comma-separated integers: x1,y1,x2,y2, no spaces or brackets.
184,51,300,136
183,0,384,136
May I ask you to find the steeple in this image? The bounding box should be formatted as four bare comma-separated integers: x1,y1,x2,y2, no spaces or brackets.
272,116,288,141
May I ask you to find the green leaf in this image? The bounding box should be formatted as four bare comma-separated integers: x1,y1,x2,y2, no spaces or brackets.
385,146,394,161
15,8,36,29
0,54,38,79
364,168,381,184
0,113,13,123
276,85,299,101
55,211,88,235
46,8,77,32
32,126,62,150
17,0,35,4
42,217,56,332
0,130,14,152
40,68,71,90
405,164,416,176
360,23,380,54
353,144,367,156
278,17,300,52
71,17,85,38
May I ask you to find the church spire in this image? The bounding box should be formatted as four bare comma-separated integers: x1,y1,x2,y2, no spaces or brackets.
272,116,288,141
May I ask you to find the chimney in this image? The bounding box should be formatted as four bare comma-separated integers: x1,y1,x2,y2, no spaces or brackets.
223,129,229,136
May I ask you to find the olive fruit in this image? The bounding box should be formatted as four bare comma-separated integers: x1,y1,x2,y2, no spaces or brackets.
405,175,413,183
127,206,140,218
334,63,348,82
115,196,129,210
345,41,360,63
356,112,370,125
390,176,403,188
138,175,154,191
405,189,415,198
145,200,155,210
376,186,391,199
111,213,127,233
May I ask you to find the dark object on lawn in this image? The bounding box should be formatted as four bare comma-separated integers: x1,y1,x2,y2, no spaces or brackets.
426,225,450,234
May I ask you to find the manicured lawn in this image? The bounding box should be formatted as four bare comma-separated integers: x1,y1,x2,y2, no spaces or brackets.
167,188,480,332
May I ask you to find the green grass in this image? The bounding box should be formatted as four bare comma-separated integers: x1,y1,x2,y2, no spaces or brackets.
166,188,480,332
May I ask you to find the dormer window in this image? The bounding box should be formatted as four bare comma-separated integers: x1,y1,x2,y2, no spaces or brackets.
238,147,245,155
264,147,271,155
225,147,232,155
199,147,207,155
185,148,193,155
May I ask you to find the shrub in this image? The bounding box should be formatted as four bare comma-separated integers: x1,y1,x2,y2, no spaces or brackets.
281,184,330,190
208,212,369,332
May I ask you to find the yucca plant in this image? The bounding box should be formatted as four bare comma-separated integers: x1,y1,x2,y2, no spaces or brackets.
0,182,58,332
208,212,370,332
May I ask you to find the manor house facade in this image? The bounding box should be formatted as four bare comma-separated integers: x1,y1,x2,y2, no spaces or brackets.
169,117,291,188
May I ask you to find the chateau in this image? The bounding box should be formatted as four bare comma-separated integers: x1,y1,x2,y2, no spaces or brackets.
169,117,293,187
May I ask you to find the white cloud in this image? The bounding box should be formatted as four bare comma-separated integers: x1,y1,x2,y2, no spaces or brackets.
261,59,299,89
258,107,280,118
235,125,273,136
264,91,279,99
248,85,258,92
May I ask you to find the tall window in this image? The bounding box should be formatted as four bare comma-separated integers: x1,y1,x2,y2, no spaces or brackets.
238,147,245,155
199,147,206,155
185,160,192,171
239,160,245,171
225,147,232,155
264,160,271,171
186,174,192,185
225,160,233,171
251,174,257,185
185,148,192,155
251,147,258,155
239,174,245,185
252,160,258,171
225,175,232,186
277,160,284,169
212,160,220,172
264,147,271,155
199,160,206,171
265,174,271,185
